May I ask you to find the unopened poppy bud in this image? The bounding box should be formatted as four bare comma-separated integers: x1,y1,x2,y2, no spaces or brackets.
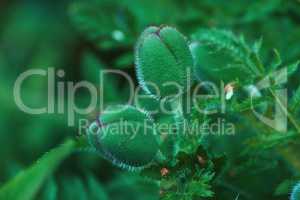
87,105,159,171
135,26,193,99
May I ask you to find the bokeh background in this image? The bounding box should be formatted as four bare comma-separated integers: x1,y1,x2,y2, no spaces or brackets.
0,0,300,199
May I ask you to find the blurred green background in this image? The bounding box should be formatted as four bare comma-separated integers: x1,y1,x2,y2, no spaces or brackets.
0,0,300,199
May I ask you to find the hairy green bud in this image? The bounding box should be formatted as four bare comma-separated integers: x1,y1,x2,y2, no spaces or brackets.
135,26,193,99
87,105,159,171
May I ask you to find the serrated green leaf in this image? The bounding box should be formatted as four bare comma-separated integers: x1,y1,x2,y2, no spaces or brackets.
191,29,262,83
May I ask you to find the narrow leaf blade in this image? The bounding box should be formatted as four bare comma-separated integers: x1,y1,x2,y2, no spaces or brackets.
0,139,76,200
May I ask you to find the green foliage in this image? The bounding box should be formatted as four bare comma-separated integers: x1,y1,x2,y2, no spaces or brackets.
191,29,263,83
107,173,159,200
69,0,135,50
1,0,300,200
0,140,75,200
58,176,88,200
80,51,122,104
142,145,217,199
